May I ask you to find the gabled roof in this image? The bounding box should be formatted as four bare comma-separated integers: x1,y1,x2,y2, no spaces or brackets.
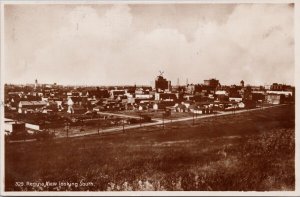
19,100,47,106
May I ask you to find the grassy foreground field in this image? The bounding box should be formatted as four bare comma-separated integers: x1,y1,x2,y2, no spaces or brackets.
5,104,295,191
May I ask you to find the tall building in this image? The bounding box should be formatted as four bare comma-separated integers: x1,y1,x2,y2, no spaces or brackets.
204,78,219,88
155,75,171,92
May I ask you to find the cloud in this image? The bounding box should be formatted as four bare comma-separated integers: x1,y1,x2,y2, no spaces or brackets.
4,4,294,86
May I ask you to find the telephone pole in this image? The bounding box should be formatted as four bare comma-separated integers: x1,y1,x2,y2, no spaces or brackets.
162,113,165,130
122,119,125,133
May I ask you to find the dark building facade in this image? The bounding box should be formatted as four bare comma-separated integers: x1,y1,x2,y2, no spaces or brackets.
155,75,171,92
204,78,219,89
270,83,293,91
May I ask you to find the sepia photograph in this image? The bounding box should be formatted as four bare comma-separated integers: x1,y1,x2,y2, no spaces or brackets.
0,0,299,195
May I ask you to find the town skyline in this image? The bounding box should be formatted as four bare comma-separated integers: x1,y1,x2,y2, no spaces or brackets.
4,3,294,86
3,75,295,88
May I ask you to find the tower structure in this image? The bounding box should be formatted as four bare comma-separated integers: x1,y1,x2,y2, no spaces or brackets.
240,80,245,87
34,79,38,90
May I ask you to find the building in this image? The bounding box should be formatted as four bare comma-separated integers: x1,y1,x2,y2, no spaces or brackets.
266,90,293,97
266,94,285,105
4,120,26,135
204,78,219,88
154,92,177,101
153,101,175,110
67,97,88,113
110,90,126,99
155,75,171,92
270,83,293,91
34,79,38,90
18,100,48,113
240,80,245,87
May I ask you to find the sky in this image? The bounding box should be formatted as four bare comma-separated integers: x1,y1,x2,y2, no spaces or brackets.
4,3,294,86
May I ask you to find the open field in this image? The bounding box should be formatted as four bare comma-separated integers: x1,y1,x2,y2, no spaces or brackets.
5,104,295,191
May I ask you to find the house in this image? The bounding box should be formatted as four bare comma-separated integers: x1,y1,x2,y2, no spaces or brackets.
67,97,88,113
175,104,187,112
266,94,284,104
110,90,126,99
188,104,203,114
18,101,48,113
154,93,177,101
138,104,148,111
201,105,214,114
182,100,193,109
238,102,245,108
153,101,175,110
135,94,153,99
229,97,243,102
215,90,227,96
67,91,81,97
216,94,229,102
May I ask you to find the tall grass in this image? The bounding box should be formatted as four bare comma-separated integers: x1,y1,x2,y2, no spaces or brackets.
5,105,295,191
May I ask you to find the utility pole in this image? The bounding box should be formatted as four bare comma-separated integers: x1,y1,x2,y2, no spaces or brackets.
67,123,69,138
122,119,125,133
65,122,69,138
234,104,236,114
139,112,142,128
162,113,165,131
192,113,195,125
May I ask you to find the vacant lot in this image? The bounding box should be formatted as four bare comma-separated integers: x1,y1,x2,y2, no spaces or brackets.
5,104,295,191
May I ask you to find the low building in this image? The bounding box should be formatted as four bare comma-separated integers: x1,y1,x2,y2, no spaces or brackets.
153,101,175,110
18,100,48,113
110,90,126,99
135,94,153,99
215,90,227,95
4,121,26,135
174,103,188,112
229,97,243,102
155,93,177,101
266,90,293,97
266,94,285,105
